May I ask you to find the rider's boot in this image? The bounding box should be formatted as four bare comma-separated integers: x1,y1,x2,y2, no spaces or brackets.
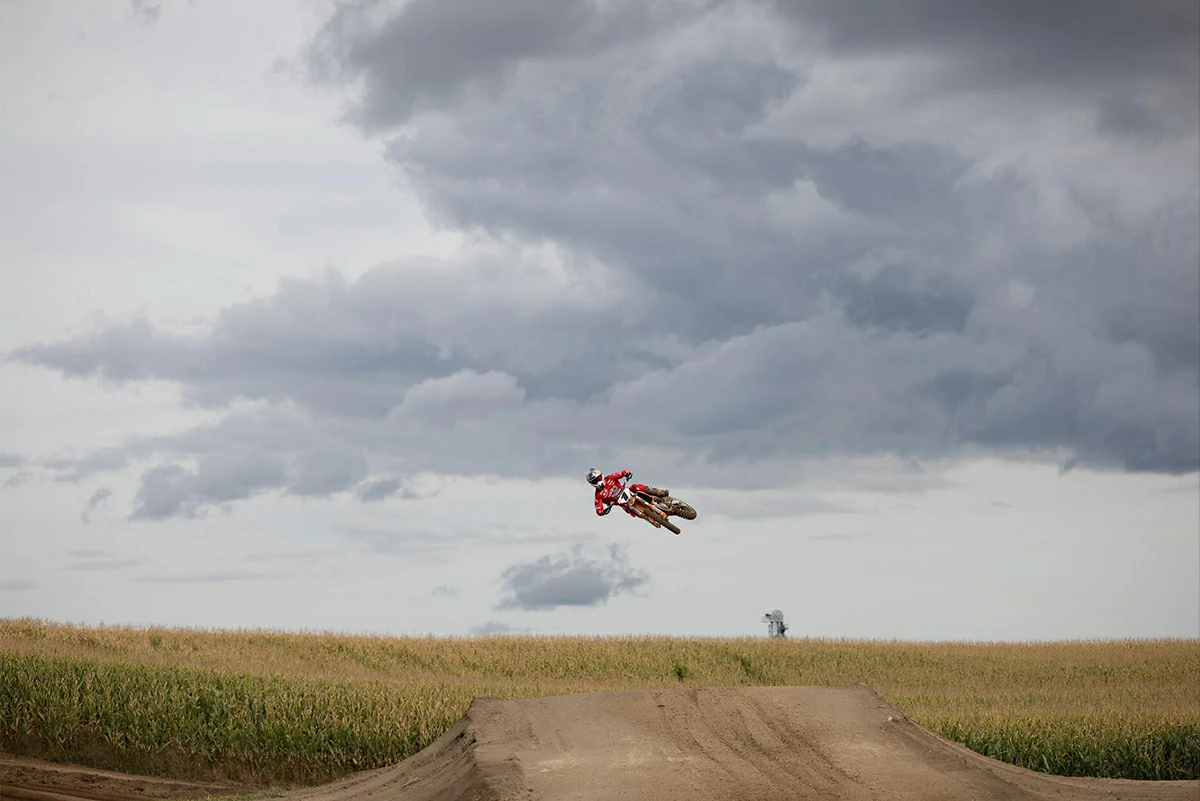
644,486,669,497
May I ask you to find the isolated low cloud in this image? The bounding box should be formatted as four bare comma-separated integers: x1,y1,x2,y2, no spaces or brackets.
3,471,33,488
497,543,648,611
469,619,529,635
130,0,162,24
0,453,26,468
80,487,113,524
128,444,368,519
65,555,143,571
246,550,332,563
0,580,36,592
132,571,290,584
356,476,438,503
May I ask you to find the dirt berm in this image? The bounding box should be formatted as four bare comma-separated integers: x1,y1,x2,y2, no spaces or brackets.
285,684,1196,801
4,685,1196,800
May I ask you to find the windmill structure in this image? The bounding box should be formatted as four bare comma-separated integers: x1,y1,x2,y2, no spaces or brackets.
761,609,788,638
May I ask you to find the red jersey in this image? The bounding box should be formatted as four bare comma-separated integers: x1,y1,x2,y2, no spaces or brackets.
594,469,634,516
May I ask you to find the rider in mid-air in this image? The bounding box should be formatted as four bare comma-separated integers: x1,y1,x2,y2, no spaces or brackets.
587,467,696,535
587,467,668,520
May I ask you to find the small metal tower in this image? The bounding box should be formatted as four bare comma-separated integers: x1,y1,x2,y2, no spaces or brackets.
761,609,788,638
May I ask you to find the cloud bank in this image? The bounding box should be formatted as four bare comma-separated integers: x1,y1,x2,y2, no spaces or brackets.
7,0,1196,518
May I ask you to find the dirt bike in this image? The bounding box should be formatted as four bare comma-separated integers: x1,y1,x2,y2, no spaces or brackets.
613,477,697,535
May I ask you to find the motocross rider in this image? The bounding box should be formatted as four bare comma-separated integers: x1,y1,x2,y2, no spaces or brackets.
587,467,667,520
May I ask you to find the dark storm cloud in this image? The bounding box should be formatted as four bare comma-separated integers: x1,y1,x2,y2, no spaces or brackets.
307,0,590,129
497,544,648,611
7,284,431,418
374,71,824,342
8,263,658,415
305,0,714,131
773,0,1199,92
313,0,1198,133
836,263,974,336
80,487,112,524
6,0,1197,520
772,1,1200,155
1096,91,1191,144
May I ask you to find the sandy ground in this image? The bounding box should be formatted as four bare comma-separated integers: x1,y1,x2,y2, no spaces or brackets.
4,684,1197,801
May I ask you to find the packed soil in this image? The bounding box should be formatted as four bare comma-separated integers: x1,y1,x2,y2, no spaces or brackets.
0,753,239,801
4,684,1197,801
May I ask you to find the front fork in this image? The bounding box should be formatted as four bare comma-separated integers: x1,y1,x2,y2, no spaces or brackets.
621,483,664,526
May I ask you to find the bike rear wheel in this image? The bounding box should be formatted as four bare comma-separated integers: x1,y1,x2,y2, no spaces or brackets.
638,491,696,522
669,500,697,520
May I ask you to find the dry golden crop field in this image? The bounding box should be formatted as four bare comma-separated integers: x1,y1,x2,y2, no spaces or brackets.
1,618,1197,787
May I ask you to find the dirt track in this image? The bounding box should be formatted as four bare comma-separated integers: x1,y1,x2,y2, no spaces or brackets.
0,753,238,801
4,684,1197,800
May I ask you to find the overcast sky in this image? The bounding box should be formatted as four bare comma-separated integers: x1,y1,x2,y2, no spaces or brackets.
2,0,1197,640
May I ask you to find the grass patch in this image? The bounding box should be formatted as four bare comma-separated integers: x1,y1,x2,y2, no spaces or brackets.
2,618,1197,786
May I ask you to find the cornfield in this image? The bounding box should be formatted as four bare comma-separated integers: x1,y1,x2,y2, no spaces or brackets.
1,618,1196,787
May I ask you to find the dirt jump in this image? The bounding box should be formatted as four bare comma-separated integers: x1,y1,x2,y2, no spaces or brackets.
3,685,1197,800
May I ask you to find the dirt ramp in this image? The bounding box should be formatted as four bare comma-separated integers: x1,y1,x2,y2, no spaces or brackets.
289,684,1197,801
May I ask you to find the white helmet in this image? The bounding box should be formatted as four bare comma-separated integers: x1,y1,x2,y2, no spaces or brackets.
586,467,604,486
